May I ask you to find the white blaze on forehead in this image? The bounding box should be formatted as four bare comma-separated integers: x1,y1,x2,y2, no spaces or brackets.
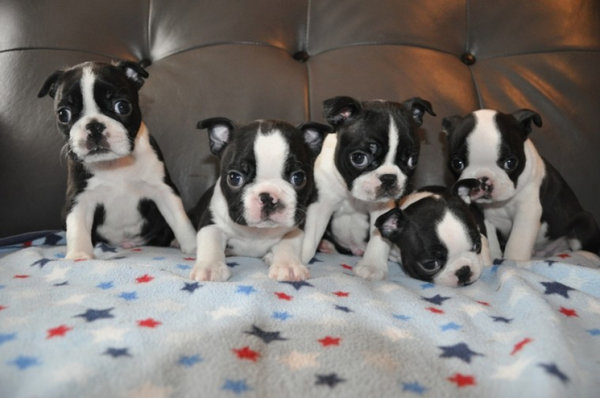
80,65,99,115
436,210,471,256
466,110,500,167
383,115,399,165
254,128,289,180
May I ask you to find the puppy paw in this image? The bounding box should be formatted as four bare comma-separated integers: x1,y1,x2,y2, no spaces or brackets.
65,251,94,261
189,261,231,282
354,262,387,280
268,262,310,282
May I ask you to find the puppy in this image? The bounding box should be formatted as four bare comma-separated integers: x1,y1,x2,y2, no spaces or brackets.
376,183,491,287
38,61,197,259
301,96,435,280
443,108,600,260
189,118,330,282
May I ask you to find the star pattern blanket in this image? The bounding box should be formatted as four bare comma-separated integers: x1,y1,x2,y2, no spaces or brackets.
1,231,599,398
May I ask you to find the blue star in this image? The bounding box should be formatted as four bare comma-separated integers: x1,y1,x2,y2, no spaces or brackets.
54,281,69,287
182,282,201,293
222,379,251,394
587,328,600,336
538,363,569,384
439,342,484,363
44,233,64,245
97,242,117,253
8,355,40,370
236,285,256,295
104,348,131,358
422,294,451,306
393,314,412,321
272,311,292,321
420,282,435,289
97,281,114,290
0,284,5,289
281,280,313,290
541,281,574,299
75,308,114,322
245,325,287,344
54,253,66,259
119,291,138,301
440,322,462,331
178,354,203,367
176,264,191,270
0,333,17,345
315,373,346,388
31,258,54,268
335,305,352,313
491,316,513,323
227,261,240,268
152,256,166,261
402,381,427,394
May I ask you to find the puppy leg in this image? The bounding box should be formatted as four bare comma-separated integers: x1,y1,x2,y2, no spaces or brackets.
484,220,503,260
268,228,310,281
355,206,393,280
329,205,369,256
65,202,95,260
151,186,197,254
503,202,542,261
301,201,337,264
189,225,230,281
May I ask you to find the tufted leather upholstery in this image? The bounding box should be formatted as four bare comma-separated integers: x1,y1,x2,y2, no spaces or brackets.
1,0,599,237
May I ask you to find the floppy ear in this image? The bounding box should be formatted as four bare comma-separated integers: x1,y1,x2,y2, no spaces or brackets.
441,115,464,137
512,109,542,138
197,117,235,157
38,70,65,98
115,60,149,90
451,178,481,205
375,208,407,240
298,122,332,156
403,97,436,126
323,96,362,127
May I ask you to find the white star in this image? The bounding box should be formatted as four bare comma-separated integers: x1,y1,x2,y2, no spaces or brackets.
91,261,119,276
51,362,92,383
460,302,487,317
128,382,173,398
308,292,338,303
376,282,402,294
507,286,530,307
586,298,600,315
91,326,128,343
279,350,320,370
363,351,399,373
2,316,28,327
153,299,185,312
382,326,413,341
45,265,70,282
492,357,531,380
209,306,241,320
56,293,88,305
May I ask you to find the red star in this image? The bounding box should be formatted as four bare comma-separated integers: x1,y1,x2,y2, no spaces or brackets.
233,346,260,362
426,307,444,314
23,241,32,247
47,325,73,339
138,318,162,328
0,305,7,311
477,301,490,306
183,257,195,261
341,264,353,270
14,274,30,279
136,274,154,283
74,258,87,262
448,373,476,387
318,336,341,347
333,291,349,297
275,292,293,301
557,253,570,259
559,307,578,317
131,248,142,252
511,337,533,355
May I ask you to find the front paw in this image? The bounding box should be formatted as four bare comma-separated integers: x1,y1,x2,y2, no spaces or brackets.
65,250,94,261
268,261,310,282
189,261,231,282
354,261,387,281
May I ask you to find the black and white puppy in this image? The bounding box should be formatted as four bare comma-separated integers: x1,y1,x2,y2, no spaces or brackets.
376,183,491,287
38,61,197,260
301,96,435,280
443,109,600,260
189,118,330,282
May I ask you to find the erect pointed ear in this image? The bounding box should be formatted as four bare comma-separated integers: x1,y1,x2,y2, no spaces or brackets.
197,117,235,157
403,97,436,126
512,109,542,138
115,60,149,90
298,122,332,156
375,208,407,240
38,70,65,98
441,115,464,137
322,96,362,127
451,178,481,204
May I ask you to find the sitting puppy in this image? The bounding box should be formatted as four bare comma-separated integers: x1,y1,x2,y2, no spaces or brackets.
301,96,435,280
376,183,491,287
443,108,600,260
189,118,330,282
38,61,197,259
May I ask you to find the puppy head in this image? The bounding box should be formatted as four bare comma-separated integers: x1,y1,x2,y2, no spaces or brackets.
443,109,542,203
323,96,435,202
38,60,148,164
376,190,487,287
199,118,330,228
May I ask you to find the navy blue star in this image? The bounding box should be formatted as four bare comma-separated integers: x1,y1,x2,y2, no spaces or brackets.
315,373,345,388
309,257,323,265
97,242,117,253
491,316,513,323
335,305,353,313
422,294,451,306
182,282,201,293
75,308,114,322
31,258,54,268
281,280,313,290
439,342,484,363
538,363,569,384
53,281,69,287
541,281,574,299
493,258,504,265
44,233,63,246
245,325,287,344
111,256,127,260
227,262,240,268
104,347,131,358
545,260,557,266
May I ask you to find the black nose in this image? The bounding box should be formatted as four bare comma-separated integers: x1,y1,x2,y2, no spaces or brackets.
379,174,397,189
86,121,106,138
455,266,473,285
259,193,282,216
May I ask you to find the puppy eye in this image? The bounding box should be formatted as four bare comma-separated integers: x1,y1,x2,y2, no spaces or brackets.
57,108,72,124
502,157,518,172
407,154,417,169
289,171,306,188
420,259,442,272
350,151,370,169
113,100,132,116
450,158,465,172
226,171,244,188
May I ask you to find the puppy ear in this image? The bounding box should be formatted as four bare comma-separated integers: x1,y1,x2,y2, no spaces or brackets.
115,60,149,90
403,97,436,126
298,122,332,156
441,115,464,137
512,109,542,138
38,70,65,98
323,96,362,127
375,208,407,239
197,117,235,157
451,178,480,204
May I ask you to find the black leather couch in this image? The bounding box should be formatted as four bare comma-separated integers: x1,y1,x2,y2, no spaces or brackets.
1,0,599,237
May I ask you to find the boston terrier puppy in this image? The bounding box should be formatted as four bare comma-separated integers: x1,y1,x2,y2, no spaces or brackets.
301,96,435,280
38,61,197,260
189,118,330,282
376,183,492,287
443,108,600,260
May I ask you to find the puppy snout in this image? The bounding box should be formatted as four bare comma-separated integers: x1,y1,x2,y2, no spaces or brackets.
455,265,473,286
478,177,493,193
259,192,282,215
379,174,397,189
86,121,106,138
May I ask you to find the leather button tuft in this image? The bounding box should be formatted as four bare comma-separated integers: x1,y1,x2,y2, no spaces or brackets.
461,52,476,65
293,51,310,62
